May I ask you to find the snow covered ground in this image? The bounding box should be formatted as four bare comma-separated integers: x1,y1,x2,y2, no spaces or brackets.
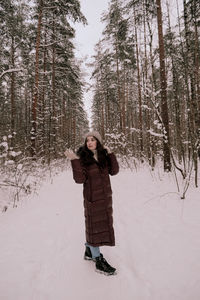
0,164,200,300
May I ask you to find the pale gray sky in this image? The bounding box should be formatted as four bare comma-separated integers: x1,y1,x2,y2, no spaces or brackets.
74,0,109,59
73,0,110,126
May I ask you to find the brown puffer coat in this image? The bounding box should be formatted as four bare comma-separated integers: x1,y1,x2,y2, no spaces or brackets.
71,153,119,247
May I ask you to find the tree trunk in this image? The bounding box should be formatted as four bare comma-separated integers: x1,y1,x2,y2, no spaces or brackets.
147,17,157,168
115,44,123,131
143,0,150,164
51,11,56,158
156,0,171,171
134,15,143,155
31,0,43,157
166,0,184,164
10,35,15,149
41,16,47,159
121,63,126,135
193,0,200,128
183,0,199,186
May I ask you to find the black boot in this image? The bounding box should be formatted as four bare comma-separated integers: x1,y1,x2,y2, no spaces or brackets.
84,246,94,261
84,246,102,262
95,255,117,275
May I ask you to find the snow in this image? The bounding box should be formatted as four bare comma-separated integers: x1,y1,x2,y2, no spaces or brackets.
9,151,22,157
148,129,163,137
0,165,200,300
0,141,8,150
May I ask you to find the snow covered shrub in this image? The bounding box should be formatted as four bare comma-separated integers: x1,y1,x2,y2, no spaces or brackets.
105,129,138,170
0,153,68,213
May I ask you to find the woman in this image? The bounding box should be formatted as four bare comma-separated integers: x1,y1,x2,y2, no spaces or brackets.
64,131,119,275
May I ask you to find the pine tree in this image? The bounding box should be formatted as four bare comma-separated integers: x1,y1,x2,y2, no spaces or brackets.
0,0,89,166
156,0,171,171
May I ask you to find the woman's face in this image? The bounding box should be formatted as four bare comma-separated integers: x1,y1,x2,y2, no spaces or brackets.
86,136,97,151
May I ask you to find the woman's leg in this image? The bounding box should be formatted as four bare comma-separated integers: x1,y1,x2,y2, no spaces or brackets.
85,242,100,259
84,243,116,275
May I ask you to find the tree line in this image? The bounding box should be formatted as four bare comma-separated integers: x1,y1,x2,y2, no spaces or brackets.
90,0,200,179
0,0,89,166
0,0,199,181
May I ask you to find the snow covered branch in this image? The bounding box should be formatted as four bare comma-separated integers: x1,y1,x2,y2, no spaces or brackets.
0,68,23,79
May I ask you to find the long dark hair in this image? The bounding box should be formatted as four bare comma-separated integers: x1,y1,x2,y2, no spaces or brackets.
77,137,109,168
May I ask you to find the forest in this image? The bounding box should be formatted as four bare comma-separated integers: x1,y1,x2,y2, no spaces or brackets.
0,0,199,204
90,0,200,176
0,2,200,297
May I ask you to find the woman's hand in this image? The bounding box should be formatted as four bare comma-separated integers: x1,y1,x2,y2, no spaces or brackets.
104,145,112,154
64,149,78,160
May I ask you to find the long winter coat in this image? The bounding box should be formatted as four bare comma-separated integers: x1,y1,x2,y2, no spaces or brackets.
71,152,119,247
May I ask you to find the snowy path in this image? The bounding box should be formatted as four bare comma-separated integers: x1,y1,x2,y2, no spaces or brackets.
1,167,200,300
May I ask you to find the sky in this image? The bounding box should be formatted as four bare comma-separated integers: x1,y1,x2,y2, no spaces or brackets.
74,0,109,59
73,0,110,127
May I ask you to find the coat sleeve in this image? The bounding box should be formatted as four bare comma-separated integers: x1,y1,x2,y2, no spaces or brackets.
108,153,119,176
71,159,87,184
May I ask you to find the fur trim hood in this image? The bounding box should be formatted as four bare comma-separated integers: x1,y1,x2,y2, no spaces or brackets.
77,146,109,168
